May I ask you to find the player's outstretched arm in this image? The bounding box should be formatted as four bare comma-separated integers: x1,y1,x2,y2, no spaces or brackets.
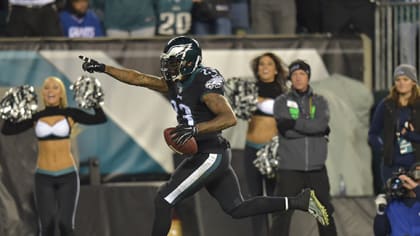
79,56,168,93
197,93,237,133
104,65,168,93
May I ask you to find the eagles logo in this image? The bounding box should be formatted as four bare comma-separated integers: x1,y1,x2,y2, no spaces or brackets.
205,76,224,89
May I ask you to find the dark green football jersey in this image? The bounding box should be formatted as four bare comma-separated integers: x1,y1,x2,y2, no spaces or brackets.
166,66,224,136
156,0,193,35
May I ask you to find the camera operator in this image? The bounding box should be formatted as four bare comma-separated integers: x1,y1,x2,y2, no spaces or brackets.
374,162,420,236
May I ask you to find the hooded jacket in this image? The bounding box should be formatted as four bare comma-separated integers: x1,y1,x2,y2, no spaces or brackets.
273,87,330,171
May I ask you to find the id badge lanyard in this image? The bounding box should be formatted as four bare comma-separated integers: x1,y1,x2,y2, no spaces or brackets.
289,96,315,120
396,108,414,155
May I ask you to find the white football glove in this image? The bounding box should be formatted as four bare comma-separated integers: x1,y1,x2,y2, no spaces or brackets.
375,194,387,215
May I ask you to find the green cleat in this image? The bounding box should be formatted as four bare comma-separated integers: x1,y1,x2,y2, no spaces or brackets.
307,189,330,226
289,188,330,226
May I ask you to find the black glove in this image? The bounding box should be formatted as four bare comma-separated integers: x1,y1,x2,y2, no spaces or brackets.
79,55,105,73
170,124,198,145
324,126,331,135
276,118,296,132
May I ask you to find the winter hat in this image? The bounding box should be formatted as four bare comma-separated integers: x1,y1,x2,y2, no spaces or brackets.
394,64,417,83
288,60,311,80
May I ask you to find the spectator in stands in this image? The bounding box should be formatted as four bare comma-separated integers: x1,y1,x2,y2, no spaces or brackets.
230,0,249,35
270,60,337,236
1,76,106,236
59,0,104,38
249,0,296,34
90,0,155,37
6,0,63,37
373,162,420,236
155,0,193,36
322,0,374,39
295,0,323,33
369,64,420,182
244,52,288,236
191,0,232,35
0,0,7,36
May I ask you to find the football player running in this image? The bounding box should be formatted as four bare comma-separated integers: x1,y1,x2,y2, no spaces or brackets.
79,36,329,236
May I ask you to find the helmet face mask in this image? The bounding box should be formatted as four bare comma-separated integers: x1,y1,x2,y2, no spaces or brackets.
160,36,202,81
160,55,182,81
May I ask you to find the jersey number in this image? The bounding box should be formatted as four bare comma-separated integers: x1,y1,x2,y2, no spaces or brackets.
159,12,191,35
170,100,194,126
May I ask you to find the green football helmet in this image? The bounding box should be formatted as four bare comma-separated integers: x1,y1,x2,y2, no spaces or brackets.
160,36,202,81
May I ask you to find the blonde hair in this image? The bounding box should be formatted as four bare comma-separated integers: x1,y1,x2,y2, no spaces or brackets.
387,83,420,106
42,76,68,108
42,77,83,138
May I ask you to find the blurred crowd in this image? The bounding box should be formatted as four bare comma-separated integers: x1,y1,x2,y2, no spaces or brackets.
0,0,374,38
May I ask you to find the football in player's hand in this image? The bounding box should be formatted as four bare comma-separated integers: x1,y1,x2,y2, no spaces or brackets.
164,127,198,155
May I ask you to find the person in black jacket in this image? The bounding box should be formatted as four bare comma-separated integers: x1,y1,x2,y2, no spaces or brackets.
191,0,232,35
369,64,420,183
1,76,107,236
